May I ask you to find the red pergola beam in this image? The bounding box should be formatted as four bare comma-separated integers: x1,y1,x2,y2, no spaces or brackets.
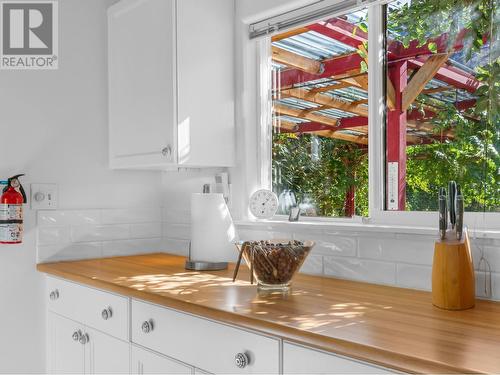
307,18,367,49
407,98,477,122
310,18,468,59
337,116,368,128
277,117,368,133
280,53,363,88
388,29,468,59
280,19,481,93
406,58,480,93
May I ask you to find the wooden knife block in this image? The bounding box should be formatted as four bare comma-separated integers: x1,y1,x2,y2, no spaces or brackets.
432,230,475,310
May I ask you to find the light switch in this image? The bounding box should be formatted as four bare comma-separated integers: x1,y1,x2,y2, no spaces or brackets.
30,183,58,210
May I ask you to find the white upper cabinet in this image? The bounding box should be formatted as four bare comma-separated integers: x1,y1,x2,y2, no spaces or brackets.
108,0,235,170
176,0,235,167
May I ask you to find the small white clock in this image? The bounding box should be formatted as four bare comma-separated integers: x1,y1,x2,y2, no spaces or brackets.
249,189,278,219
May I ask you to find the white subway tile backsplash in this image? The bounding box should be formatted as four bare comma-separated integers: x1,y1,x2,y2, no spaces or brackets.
38,210,101,226
237,229,292,241
37,226,71,246
162,223,190,240
472,245,500,273
324,256,396,285
130,222,162,239
299,254,323,275
101,207,161,224
39,242,102,262
476,271,500,300
163,207,190,224
102,238,164,257
396,264,432,291
71,224,130,242
162,238,190,256
358,237,434,265
295,232,356,257
35,208,500,302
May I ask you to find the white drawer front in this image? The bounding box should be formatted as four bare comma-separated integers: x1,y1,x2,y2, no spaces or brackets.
283,342,393,374
131,299,280,374
47,276,128,341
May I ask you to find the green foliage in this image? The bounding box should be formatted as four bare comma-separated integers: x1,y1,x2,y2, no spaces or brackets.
272,134,368,217
387,0,495,58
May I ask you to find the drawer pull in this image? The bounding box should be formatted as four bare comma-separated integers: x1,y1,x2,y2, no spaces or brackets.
101,307,113,320
141,319,154,334
235,352,249,369
79,332,89,345
72,330,82,342
49,289,59,301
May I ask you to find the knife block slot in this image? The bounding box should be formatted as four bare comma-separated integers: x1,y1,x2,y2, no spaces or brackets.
432,230,475,310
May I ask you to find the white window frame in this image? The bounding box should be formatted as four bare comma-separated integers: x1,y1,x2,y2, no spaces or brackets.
251,1,500,233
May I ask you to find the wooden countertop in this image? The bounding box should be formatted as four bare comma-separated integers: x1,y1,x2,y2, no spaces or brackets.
37,253,500,374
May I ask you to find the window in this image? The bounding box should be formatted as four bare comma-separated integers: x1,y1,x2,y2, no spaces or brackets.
258,0,499,224
384,0,499,212
270,8,370,218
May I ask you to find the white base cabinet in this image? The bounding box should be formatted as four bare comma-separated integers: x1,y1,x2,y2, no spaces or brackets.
283,342,392,374
47,313,130,374
131,345,192,374
87,327,130,374
131,299,280,374
45,276,394,375
48,313,86,374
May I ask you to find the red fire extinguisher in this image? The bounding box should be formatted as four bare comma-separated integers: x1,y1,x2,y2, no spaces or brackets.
0,174,27,244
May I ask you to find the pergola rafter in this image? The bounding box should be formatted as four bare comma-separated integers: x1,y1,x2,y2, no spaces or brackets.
271,13,484,214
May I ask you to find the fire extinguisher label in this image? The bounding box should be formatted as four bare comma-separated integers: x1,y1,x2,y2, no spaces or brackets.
0,223,23,243
0,204,23,221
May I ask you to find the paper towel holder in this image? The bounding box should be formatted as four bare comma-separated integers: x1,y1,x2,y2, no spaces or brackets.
185,241,228,271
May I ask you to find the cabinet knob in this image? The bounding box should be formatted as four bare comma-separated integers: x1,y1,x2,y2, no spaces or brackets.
235,352,249,369
79,332,89,345
72,330,82,342
49,289,59,301
141,319,154,334
161,146,172,159
101,307,113,320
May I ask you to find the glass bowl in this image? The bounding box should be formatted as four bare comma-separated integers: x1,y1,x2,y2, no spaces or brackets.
234,240,315,291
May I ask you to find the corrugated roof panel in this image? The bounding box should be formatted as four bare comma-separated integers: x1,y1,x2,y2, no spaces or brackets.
274,115,305,124
275,97,319,109
315,108,356,119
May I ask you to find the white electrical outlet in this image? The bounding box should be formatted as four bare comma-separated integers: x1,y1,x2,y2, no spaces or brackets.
30,184,58,210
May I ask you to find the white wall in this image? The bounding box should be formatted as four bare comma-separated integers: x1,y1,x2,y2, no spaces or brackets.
0,0,162,372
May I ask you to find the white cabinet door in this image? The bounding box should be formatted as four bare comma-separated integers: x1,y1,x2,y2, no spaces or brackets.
86,327,130,374
131,299,280,374
283,342,393,374
47,313,85,374
131,345,192,374
108,0,177,169
176,0,235,167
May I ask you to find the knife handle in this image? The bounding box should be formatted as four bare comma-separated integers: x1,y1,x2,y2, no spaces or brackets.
438,191,447,240
448,181,456,228
456,194,464,240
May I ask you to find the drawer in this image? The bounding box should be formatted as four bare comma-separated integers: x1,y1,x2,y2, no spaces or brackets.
47,276,128,341
283,342,393,374
131,299,280,374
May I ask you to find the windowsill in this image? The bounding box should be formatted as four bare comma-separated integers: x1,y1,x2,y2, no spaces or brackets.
234,218,500,239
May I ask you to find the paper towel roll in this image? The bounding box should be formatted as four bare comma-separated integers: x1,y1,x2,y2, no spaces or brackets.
190,193,237,263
